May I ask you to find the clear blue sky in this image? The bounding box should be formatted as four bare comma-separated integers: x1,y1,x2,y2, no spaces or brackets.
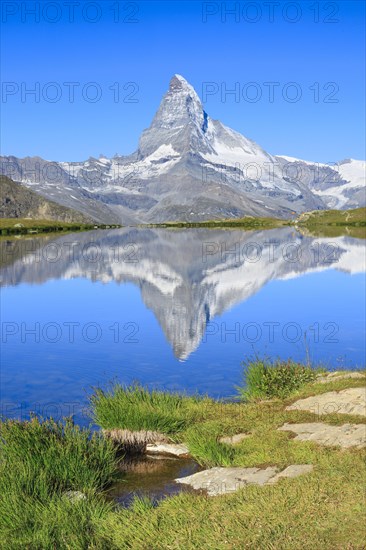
1,1,365,162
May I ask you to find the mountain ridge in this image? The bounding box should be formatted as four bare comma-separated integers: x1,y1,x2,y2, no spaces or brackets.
1,75,365,223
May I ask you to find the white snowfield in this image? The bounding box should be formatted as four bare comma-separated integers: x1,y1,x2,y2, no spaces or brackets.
277,156,366,209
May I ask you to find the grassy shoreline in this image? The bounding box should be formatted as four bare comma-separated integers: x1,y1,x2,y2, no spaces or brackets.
0,218,122,236
2,207,364,237
295,207,366,238
1,361,365,548
146,207,366,237
146,215,289,230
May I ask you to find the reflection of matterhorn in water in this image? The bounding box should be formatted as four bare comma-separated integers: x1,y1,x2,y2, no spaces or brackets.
1,228,365,360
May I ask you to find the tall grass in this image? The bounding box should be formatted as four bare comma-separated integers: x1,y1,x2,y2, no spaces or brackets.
91,383,210,435
184,423,235,467
0,417,118,548
238,358,318,401
0,417,118,494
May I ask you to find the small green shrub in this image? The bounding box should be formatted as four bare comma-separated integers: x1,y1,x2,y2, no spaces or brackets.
238,358,317,401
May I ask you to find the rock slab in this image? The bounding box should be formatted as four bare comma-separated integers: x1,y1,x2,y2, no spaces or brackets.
146,442,190,457
286,387,366,417
175,464,313,496
279,422,366,449
266,464,314,484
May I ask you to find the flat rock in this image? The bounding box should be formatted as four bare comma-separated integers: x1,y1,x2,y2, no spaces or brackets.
266,464,314,484
176,467,277,496
175,464,312,496
219,433,249,445
146,442,190,457
279,422,366,449
316,371,365,384
286,387,366,417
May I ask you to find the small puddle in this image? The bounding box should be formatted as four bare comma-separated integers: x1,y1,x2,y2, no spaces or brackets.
109,454,201,507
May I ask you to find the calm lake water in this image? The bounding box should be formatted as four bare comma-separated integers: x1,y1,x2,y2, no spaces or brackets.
1,227,365,425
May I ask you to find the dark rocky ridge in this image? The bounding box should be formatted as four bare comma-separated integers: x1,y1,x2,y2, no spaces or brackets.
0,175,92,223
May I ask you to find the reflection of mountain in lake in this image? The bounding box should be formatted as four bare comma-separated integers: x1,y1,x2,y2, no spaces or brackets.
1,228,365,360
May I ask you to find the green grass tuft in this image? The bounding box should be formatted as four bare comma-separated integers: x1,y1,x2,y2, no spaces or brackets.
0,417,118,495
184,422,235,466
0,417,118,548
238,358,319,401
129,495,156,514
91,383,212,436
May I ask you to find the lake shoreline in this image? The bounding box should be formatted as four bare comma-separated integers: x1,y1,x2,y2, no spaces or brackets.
1,363,365,547
2,206,365,236
0,218,122,236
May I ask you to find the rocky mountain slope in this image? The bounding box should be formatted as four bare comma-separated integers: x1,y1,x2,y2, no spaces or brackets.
276,156,366,210
0,175,93,223
1,75,364,223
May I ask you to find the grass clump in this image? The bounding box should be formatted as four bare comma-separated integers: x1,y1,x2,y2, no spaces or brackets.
0,417,118,548
0,417,118,494
238,358,318,401
91,383,210,436
184,423,235,467
129,495,156,514
92,383,236,465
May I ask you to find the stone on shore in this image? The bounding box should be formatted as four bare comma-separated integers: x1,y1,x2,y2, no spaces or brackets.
63,490,87,502
285,387,366,417
146,442,190,457
266,464,314,484
103,429,170,453
278,422,366,449
175,464,313,496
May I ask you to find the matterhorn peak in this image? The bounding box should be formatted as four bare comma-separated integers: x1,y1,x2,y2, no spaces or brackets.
169,74,188,88
169,74,196,93
138,74,209,158
167,74,203,107
2,71,364,225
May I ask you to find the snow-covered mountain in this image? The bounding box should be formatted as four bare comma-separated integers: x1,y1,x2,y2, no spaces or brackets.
276,156,366,210
1,75,365,223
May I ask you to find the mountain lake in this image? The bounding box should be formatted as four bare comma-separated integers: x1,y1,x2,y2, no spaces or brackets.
1,227,365,426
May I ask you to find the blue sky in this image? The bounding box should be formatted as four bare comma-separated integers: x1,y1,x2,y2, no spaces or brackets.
1,0,365,162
